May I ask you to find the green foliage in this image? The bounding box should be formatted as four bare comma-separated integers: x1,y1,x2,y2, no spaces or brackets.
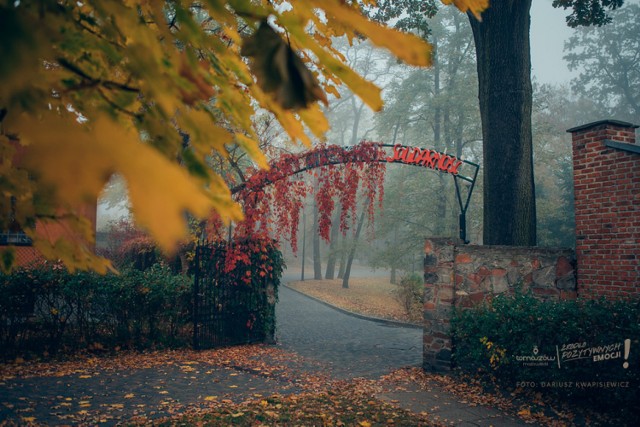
451,291,640,409
0,238,285,358
393,273,424,322
0,263,192,357
553,0,625,27
366,0,439,37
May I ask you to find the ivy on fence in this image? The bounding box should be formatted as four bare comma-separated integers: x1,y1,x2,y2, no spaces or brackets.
193,239,284,349
215,142,386,253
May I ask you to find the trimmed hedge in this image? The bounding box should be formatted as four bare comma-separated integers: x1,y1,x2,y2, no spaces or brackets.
451,291,640,409
1,239,285,359
0,263,192,357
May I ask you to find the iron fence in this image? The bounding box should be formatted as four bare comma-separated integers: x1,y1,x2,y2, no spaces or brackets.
192,242,277,350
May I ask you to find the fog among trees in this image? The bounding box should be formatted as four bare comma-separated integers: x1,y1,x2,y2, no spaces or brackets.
280,2,638,284
96,2,639,284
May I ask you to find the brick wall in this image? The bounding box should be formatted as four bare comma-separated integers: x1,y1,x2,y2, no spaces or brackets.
568,120,640,299
423,119,640,371
423,238,575,371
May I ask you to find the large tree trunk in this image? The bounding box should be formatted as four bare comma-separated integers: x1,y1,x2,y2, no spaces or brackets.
469,0,537,246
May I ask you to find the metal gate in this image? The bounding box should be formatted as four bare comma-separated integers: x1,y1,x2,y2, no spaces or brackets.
192,242,275,350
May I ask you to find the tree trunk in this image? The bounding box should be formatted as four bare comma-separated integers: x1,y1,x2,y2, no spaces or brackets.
342,208,366,289
469,0,537,246
337,235,347,279
433,37,449,234
301,210,306,281
312,200,323,280
324,208,341,279
433,38,442,150
350,97,365,146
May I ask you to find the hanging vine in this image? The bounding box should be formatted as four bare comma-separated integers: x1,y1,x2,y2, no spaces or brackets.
210,141,387,253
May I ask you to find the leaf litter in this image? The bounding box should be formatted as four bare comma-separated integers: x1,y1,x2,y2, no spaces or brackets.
0,345,437,426
1,285,624,427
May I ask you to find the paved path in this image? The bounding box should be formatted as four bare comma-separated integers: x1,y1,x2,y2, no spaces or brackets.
0,363,297,425
277,273,531,427
0,270,531,426
276,285,423,379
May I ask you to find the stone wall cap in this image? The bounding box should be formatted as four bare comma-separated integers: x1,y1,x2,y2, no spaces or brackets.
567,119,639,133
460,243,575,254
605,139,640,155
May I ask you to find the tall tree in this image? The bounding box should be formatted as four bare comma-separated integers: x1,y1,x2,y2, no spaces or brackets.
532,84,581,248
322,39,395,281
564,3,640,123
370,6,481,279
324,208,341,279
469,0,624,245
370,0,624,246
342,207,366,288
468,0,536,246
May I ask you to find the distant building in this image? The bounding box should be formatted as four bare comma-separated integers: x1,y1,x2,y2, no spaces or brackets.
1,138,97,269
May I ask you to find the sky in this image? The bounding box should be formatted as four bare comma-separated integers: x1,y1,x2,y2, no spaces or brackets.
531,0,640,85
530,0,578,85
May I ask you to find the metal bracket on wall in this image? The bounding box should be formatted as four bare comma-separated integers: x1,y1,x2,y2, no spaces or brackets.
453,160,480,244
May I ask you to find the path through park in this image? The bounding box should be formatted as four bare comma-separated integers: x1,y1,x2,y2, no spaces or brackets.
0,272,530,426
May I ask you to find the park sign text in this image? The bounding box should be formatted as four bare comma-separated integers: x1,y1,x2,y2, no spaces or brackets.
386,144,463,175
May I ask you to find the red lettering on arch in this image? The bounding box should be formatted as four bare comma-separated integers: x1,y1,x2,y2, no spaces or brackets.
386,144,463,175
425,151,439,169
406,147,422,163
386,144,403,162
414,149,431,165
448,160,463,175
438,155,454,172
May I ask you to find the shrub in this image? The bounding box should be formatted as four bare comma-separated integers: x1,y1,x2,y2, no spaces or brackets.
97,264,193,349
393,273,424,322
0,239,285,358
451,290,640,410
0,263,192,358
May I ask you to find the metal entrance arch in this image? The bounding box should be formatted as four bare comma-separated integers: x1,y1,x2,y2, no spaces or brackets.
378,143,479,243
231,141,479,243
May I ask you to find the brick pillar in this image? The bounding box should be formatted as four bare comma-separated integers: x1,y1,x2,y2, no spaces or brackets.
423,238,457,371
568,120,640,299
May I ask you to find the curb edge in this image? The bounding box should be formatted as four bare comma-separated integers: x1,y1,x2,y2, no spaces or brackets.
282,283,423,330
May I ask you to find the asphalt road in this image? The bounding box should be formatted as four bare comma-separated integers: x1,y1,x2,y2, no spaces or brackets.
276,272,423,379
0,270,424,425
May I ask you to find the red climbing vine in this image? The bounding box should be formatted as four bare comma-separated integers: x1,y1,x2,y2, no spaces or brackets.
208,141,387,253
